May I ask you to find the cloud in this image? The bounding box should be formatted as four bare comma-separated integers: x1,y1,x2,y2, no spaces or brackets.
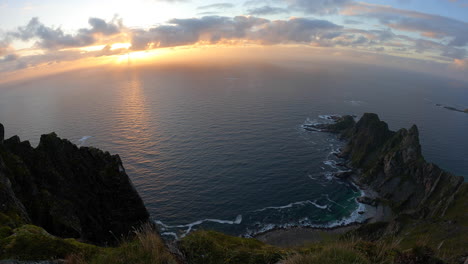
243,0,284,6
287,0,353,15
342,2,468,47
0,41,11,56
8,16,123,49
197,3,234,10
252,17,342,44
247,6,289,15
452,58,468,70
130,16,342,50
0,53,18,62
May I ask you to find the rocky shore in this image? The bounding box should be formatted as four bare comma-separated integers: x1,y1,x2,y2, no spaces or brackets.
258,113,465,248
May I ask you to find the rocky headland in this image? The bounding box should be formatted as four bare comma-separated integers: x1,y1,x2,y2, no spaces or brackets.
256,113,467,263
0,123,149,246
321,113,464,218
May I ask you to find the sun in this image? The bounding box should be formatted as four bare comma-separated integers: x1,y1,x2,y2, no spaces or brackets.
113,47,176,65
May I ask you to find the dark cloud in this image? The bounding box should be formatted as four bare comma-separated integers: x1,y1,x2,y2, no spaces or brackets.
0,54,19,62
197,3,234,10
130,16,342,50
247,6,289,15
131,16,269,49
252,18,342,44
8,17,123,49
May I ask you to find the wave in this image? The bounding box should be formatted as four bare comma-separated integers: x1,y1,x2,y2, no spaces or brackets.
78,136,92,147
254,200,328,212
323,160,338,169
319,114,342,121
155,215,243,238
244,201,367,238
345,100,364,106
161,232,179,239
323,194,346,209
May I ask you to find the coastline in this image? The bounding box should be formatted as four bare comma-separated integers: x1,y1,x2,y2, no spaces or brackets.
255,119,395,247
254,181,393,247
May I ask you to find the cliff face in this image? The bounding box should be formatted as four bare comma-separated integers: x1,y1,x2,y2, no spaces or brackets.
0,125,149,245
332,113,464,218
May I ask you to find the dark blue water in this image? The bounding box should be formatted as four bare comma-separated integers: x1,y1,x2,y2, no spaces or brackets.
0,61,467,239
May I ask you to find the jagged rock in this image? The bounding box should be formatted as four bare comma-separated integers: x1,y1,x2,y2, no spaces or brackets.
312,113,464,219
0,127,149,245
356,196,378,206
337,113,463,218
303,115,356,138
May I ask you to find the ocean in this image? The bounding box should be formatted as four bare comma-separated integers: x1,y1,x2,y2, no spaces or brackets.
1,61,467,239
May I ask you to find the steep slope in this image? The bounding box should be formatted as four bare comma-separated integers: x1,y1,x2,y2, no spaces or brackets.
0,124,149,245
324,113,464,218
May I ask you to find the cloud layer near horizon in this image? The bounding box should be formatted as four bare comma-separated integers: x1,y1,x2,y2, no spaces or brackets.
0,0,467,80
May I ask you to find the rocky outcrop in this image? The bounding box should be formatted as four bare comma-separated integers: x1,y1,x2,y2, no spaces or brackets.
320,113,464,218
0,124,149,245
303,115,356,138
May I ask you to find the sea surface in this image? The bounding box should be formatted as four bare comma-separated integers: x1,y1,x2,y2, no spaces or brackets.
1,61,467,239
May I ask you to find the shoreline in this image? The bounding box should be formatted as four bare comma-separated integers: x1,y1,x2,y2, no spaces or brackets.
254,184,392,247
255,153,393,247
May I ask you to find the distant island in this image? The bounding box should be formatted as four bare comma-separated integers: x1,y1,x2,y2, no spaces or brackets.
0,114,466,264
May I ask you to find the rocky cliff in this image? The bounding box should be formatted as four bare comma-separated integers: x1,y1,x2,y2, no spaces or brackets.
325,113,465,218
0,124,149,245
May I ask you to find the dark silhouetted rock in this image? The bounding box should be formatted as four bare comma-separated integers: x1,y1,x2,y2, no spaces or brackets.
333,170,354,179
356,196,378,206
0,128,149,245
0,123,4,144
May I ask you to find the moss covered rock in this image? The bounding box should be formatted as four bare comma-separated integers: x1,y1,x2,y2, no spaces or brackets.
0,225,99,260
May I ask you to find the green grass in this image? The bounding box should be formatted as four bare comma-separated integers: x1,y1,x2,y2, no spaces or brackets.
67,223,178,264
283,248,369,264
180,230,287,264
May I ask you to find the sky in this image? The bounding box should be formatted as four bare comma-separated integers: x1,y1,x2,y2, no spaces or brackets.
1,0,468,83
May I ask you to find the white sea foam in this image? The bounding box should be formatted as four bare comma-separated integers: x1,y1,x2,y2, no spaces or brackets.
254,200,327,212
155,215,243,238
323,194,346,208
324,172,334,181
323,160,338,169
245,200,367,237
319,114,341,120
161,232,179,240
345,100,364,106
78,136,92,147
